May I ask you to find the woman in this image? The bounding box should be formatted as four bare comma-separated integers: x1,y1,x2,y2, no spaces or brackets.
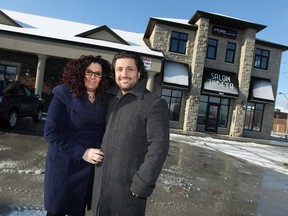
44,55,113,216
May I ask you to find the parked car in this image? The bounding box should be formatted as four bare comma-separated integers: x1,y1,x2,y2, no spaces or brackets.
0,80,44,128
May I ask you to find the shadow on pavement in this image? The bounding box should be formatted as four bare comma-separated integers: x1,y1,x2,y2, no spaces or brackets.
0,117,44,137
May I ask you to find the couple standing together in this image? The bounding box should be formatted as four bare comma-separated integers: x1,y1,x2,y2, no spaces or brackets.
44,51,170,216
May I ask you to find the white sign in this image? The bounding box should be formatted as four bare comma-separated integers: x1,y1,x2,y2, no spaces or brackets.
141,56,152,70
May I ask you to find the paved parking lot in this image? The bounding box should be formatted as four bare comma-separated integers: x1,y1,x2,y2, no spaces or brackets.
1,118,288,216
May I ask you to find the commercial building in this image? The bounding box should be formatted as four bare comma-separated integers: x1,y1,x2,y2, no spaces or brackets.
144,11,288,139
273,109,288,135
1,9,287,139
0,9,163,110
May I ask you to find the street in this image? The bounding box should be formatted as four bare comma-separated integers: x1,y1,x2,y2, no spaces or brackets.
0,118,288,215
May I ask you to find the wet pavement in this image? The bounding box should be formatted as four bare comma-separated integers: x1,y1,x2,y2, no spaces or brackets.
0,118,45,216
0,118,288,215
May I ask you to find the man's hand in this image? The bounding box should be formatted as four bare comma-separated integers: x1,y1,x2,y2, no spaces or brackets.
82,148,104,164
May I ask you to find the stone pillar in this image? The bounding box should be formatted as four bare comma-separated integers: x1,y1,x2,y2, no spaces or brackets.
229,28,257,137
183,18,210,131
146,71,156,92
34,54,47,96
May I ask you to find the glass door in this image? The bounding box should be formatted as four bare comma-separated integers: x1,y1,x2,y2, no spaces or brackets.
205,104,219,132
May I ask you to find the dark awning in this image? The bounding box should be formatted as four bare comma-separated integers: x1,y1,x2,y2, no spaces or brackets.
162,61,189,89
249,77,275,103
202,68,239,97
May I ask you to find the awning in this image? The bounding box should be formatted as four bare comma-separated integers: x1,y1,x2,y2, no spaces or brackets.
202,68,239,97
250,77,275,103
163,61,189,88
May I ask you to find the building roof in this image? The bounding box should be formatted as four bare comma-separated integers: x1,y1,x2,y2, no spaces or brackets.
256,39,288,51
0,9,163,58
189,10,267,32
144,17,197,38
144,11,288,51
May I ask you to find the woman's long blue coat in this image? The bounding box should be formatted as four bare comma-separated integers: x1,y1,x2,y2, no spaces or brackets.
44,84,106,215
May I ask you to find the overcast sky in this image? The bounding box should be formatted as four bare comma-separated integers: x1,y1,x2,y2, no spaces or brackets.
1,0,288,110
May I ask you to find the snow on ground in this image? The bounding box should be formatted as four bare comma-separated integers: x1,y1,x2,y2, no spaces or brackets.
7,210,45,216
170,133,288,176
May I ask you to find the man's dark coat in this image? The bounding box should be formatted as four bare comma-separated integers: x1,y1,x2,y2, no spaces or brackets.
92,79,170,216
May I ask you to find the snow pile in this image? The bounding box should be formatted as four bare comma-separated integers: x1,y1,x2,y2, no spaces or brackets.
170,133,288,175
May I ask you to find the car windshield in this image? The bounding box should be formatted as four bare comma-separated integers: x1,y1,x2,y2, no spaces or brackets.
3,82,16,94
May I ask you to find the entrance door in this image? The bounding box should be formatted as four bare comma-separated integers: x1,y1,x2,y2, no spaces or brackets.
205,104,219,132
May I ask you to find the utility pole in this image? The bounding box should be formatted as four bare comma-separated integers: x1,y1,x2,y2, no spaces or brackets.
279,92,288,139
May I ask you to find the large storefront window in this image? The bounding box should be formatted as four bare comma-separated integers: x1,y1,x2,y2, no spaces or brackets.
244,102,264,132
0,64,17,81
197,95,208,125
161,88,182,121
197,95,230,128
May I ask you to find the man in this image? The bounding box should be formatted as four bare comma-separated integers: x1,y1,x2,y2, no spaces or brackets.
91,51,170,216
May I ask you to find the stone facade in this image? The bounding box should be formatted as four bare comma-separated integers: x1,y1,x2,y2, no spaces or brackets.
229,28,257,137
184,18,209,131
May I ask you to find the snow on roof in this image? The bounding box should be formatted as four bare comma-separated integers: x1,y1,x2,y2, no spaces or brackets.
208,11,258,24
0,9,163,57
275,107,288,113
152,17,190,26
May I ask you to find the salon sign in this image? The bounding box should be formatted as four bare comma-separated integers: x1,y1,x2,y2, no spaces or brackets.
203,70,239,96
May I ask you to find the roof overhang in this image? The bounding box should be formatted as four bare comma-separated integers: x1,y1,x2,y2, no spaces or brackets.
189,10,266,32
256,39,288,51
144,17,197,39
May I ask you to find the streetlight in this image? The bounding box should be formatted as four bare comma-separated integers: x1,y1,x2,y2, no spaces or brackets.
278,92,288,139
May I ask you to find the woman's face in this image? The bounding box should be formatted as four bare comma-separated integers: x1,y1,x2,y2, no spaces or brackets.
84,62,102,92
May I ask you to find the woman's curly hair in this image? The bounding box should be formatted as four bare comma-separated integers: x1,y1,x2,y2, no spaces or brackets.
60,55,114,102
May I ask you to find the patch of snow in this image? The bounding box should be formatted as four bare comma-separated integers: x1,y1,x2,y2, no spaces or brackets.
0,160,18,170
170,133,288,176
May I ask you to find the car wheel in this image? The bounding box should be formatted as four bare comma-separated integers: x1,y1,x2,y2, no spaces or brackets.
7,110,18,128
33,109,43,122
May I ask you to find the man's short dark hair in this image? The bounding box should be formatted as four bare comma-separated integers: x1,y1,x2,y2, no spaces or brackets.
111,51,148,79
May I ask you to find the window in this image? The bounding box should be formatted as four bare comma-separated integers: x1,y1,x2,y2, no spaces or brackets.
0,64,17,81
197,95,230,127
206,38,218,60
244,102,264,132
169,31,188,54
197,95,208,125
161,88,182,121
218,98,229,127
225,42,236,63
254,48,269,70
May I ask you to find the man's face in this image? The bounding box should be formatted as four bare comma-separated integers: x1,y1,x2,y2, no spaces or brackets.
114,58,140,94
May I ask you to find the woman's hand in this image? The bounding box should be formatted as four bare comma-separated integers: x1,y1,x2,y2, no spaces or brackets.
82,148,104,164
